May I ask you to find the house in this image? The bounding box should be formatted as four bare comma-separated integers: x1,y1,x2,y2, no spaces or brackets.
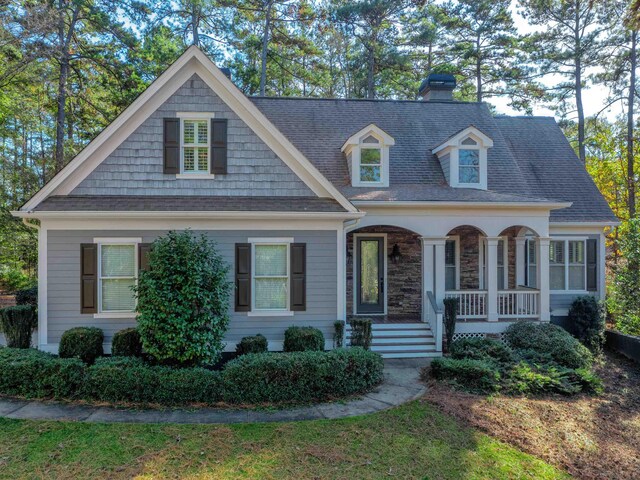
13,47,617,358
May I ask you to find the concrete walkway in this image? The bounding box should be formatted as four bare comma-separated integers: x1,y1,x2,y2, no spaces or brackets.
0,359,429,424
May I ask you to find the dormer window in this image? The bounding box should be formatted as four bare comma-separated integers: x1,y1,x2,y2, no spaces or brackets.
432,126,493,190
342,124,395,187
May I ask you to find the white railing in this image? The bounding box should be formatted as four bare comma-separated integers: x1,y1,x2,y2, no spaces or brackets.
425,291,443,351
445,290,487,320
498,289,539,319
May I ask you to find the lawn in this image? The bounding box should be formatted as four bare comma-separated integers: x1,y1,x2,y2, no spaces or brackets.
425,352,640,479
0,400,567,480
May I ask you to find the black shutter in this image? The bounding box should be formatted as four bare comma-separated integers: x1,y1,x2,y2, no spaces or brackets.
80,243,97,314
163,118,180,174
586,238,598,292
235,243,251,311
211,119,228,174
138,243,152,272
290,243,306,311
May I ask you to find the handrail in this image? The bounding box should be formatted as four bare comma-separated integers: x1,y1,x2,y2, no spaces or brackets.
425,291,443,352
427,291,442,314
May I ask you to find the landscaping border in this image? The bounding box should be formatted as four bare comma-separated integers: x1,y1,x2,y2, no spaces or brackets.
606,329,640,363
0,359,427,424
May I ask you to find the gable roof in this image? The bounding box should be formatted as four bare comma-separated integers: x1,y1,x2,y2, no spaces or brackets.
251,97,617,223
20,46,357,214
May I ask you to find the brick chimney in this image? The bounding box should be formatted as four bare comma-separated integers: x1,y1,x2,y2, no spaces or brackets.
419,73,456,101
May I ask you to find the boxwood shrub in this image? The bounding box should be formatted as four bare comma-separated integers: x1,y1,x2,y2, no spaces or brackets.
112,328,143,357
235,334,268,356
0,346,383,406
59,327,104,364
283,326,325,352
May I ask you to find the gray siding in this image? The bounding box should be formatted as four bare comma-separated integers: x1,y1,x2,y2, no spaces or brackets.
440,153,450,184
72,74,313,197
47,230,337,347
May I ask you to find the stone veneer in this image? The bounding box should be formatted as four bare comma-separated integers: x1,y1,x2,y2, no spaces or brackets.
346,226,422,321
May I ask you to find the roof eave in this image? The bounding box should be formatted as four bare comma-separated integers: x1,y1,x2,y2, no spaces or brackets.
12,210,365,220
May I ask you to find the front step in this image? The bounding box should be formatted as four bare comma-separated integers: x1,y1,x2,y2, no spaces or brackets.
346,321,441,358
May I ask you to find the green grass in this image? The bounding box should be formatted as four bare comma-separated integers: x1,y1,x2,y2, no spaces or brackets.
0,400,568,480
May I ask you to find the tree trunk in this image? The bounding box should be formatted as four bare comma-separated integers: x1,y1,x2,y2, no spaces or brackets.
476,35,482,102
55,54,69,173
259,0,273,96
192,2,200,46
574,11,586,163
628,30,637,218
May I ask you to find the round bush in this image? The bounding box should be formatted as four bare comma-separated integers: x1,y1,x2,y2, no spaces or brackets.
503,322,592,369
112,328,143,357
283,326,324,352
235,334,268,356
0,305,37,348
59,327,104,364
449,337,513,365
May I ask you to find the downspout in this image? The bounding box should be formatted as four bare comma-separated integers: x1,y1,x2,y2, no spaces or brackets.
22,218,40,231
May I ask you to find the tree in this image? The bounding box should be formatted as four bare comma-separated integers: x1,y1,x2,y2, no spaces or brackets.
519,0,611,163
134,230,232,365
610,218,640,336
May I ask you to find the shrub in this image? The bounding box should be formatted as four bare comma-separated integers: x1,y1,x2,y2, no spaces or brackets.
222,348,383,404
430,357,500,393
83,357,223,405
235,334,268,356
0,305,37,348
111,328,143,357
443,297,458,351
0,268,34,292
334,320,345,348
505,362,603,396
503,322,592,369
283,326,325,352
449,337,513,366
133,230,232,365
349,318,372,349
569,296,605,354
58,327,104,364
616,313,640,337
0,348,85,398
15,286,37,307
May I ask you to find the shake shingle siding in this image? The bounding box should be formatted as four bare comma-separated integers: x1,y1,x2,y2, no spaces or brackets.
47,230,337,346
71,74,314,197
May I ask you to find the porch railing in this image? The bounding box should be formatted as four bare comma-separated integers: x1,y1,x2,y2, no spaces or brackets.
497,288,539,319
425,291,443,351
445,290,487,320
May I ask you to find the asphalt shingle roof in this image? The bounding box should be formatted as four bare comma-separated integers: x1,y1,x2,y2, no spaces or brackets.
34,196,347,213
251,97,616,222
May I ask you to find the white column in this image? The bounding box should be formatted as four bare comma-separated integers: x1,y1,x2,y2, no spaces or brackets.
537,237,551,322
337,228,346,321
422,240,434,295
423,238,447,307
515,237,526,287
486,237,500,321
434,240,446,308
38,225,48,348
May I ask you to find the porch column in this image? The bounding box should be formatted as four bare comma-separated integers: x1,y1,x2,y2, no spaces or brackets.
423,237,447,307
486,237,501,321
537,237,551,321
515,237,526,287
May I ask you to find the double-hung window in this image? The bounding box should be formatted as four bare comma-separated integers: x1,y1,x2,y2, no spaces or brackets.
525,238,537,288
252,242,289,311
549,239,586,291
182,119,209,174
458,149,480,184
359,146,382,183
445,238,458,290
99,243,137,313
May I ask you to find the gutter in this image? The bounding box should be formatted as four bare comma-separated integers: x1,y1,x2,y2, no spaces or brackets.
351,200,572,210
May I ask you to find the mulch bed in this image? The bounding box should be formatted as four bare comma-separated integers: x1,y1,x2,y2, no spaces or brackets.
423,351,640,480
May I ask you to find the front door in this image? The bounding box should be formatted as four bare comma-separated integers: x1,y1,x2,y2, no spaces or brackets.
356,237,385,314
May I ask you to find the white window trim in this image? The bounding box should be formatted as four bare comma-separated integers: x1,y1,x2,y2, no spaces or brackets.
445,236,460,290
247,237,294,315
342,125,394,188
550,237,588,294
352,233,388,316
180,118,211,175
525,237,537,288
479,236,509,290
357,145,384,186
457,147,483,187
94,238,140,316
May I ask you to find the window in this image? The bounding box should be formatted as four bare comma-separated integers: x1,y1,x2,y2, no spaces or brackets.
480,237,508,289
253,243,289,311
525,238,537,288
360,147,382,183
99,243,137,312
458,149,480,184
550,239,586,291
182,119,209,174
445,238,458,290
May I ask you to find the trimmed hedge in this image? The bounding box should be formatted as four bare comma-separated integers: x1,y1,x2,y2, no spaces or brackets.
349,318,372,349
283,326,325,352
59,327,104,364
223,348,384,404
503,322,593,369
235,334,268,356
431,357,501,393
112,328,143,357
0,346,383,406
